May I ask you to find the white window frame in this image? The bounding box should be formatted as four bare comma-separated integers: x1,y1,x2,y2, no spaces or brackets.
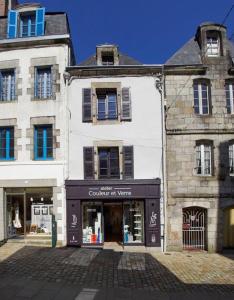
226,82,234,114
229,143,234,175
207,36,219,57
0,69,15,101
196,144,212,176
194,82,210,115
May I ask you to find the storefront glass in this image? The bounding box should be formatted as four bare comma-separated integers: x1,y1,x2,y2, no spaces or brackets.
26,194,53,235
82,202,103,244
123,201,144,243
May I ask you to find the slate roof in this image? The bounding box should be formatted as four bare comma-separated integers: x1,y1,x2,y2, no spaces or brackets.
166,36,234,66
79,52,142,66
0,13,69,40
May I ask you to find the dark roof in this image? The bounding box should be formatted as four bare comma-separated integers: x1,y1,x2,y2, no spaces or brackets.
165,37,202,65
166,35,234,66
0,13,69,40
79,52,142,66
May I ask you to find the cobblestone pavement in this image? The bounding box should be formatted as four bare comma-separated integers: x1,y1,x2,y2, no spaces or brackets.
0,243,233,299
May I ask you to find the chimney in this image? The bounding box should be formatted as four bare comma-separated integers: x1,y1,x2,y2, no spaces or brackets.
0,0,19,16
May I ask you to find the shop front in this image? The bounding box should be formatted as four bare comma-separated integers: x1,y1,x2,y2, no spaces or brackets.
66,179,161,247
5,187,53,239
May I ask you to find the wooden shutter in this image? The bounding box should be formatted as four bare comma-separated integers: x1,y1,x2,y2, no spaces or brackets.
121,88,132,121
83,147,94,179
123,146,134,179
7,10,18,39
82,88,92,122
36,8,45,36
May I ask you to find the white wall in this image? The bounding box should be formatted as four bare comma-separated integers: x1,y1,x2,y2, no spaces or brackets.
0,45,69,182
0,45,69,243
68,76,162,180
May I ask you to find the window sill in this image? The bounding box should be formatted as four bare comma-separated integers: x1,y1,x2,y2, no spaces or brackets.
0,159,15,162
0,100,17,104
93,119,121,125
194,113,211,117
34,158,54,161
32,98,55,102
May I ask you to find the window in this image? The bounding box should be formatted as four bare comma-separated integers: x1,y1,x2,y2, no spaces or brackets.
195,142,212,175
0,127,14,160
98,147,120,179
123,201,144,244
206,32,219,57
101,52,114,65
96,89,118,120
7,8,45,39
225,81,234,114
0,70,15,101
35,67,52,99
193,81,210,115
34,125,53,160
20,12,36,37
82,202,103,244
229,143,234,174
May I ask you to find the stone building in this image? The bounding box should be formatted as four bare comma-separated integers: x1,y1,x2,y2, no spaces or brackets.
0,1,74,246
65,45,163,249
164,22,234,252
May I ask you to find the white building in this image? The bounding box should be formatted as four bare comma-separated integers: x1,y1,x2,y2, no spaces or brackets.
0,1,74,246
65,45,163,249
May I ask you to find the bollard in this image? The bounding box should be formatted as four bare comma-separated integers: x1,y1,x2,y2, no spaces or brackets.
52,214,57,248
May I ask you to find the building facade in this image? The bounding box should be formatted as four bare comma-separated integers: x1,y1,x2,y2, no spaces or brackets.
165,22,234,252
65,45,163,248
0,1,73,246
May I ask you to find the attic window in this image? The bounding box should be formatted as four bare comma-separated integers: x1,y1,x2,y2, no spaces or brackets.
101,52,114,65
206,31,220,57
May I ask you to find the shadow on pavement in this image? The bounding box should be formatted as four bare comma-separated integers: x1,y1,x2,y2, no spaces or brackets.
0,246,233,299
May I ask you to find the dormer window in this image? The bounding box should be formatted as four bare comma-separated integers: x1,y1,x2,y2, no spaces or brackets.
206,31,220,57
7,7,45,39
20,12,36,37
101,52,114,65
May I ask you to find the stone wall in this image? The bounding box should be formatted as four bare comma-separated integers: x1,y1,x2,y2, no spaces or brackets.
165,32,234,252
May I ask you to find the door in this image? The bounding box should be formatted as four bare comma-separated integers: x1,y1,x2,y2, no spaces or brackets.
183,207,207,250
224,207,234,248
104,204,123,242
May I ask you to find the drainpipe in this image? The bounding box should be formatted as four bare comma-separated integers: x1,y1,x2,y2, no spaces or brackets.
155,66,167,252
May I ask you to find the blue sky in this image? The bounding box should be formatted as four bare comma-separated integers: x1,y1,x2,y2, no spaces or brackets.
20,0,234,64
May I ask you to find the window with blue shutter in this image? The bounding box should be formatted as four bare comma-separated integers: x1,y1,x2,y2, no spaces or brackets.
20,13,36,37
35,67,52,99
7,10,18,39
34,125,53,160
0,127,14,160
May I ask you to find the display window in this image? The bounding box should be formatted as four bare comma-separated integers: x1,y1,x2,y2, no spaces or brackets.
82,202,103,244
123,201,144,243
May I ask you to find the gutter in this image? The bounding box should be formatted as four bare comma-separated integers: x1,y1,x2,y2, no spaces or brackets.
0,34,70,45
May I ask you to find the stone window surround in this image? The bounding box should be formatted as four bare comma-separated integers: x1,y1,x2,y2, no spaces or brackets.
194,139,214,177
91,82,122,125
93,140,123,180
96,46,119,66
0,60,22,102
26,116,60,160
28,57,60,101
193,78,212,115
225,79,234,115
0,118,22,161
196,24,227,59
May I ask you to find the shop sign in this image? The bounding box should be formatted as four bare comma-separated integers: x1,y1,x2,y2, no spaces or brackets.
88,186,132,198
